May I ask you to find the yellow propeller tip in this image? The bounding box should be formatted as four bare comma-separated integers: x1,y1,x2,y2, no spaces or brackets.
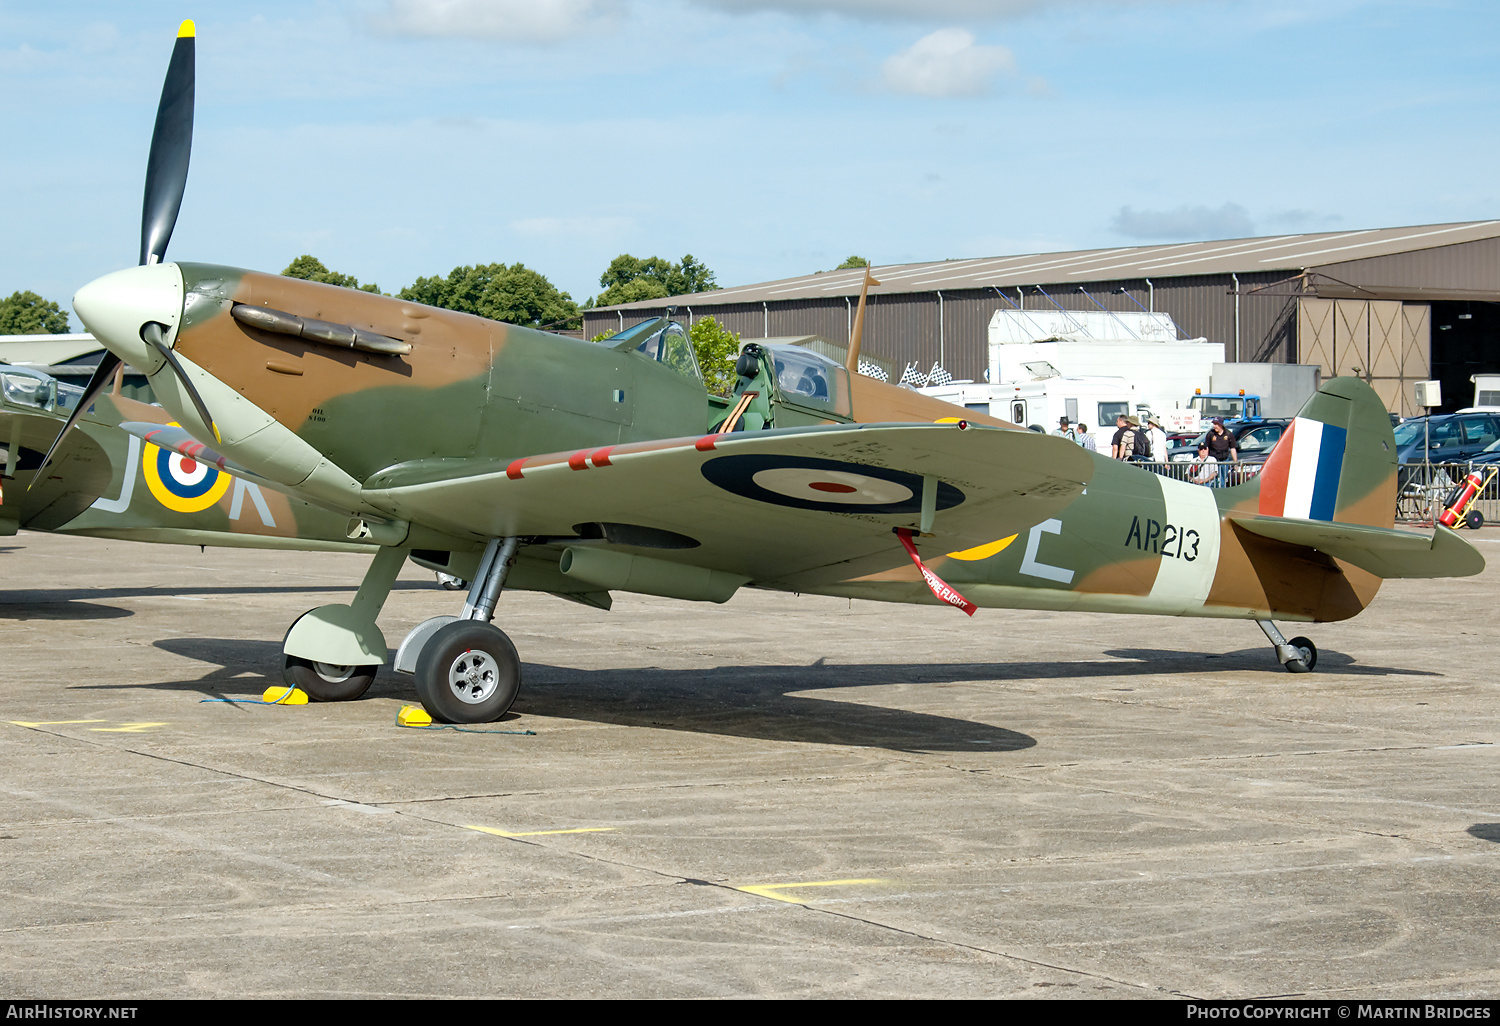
178,20,196,38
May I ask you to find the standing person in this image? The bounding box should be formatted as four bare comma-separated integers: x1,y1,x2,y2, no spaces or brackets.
1076,422,1097,453
1130,416,1151,462
1110,414,1128,459
1053,416,1078,443
1147,416,1168,465
1205,417,1237,485
1112,414,1138,461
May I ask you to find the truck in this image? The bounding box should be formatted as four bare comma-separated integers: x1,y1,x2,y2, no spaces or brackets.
1171,363,1322,433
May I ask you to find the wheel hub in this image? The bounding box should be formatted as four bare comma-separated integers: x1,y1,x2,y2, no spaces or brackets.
448,648,499,704
312,662,356,683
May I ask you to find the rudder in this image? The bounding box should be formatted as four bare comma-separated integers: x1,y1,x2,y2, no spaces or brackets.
1222,377,1396,529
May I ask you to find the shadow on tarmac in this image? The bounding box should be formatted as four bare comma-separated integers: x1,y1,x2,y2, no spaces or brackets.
1103,646,1442,677
1468,824,1500,843
67,638,1038,754
0,581,440,621
65,631,1443,753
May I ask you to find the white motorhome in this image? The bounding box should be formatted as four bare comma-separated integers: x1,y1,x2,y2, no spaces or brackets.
1462,373,1500,412
987,309,1224,420
920,375,1135,432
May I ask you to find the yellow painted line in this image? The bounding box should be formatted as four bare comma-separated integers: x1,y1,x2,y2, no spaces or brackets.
463,825,616,838
91,722,168,733
736,879,889,904
10,720,107,728
946,535,1017,561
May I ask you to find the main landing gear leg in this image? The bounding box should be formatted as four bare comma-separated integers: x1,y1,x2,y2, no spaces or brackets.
282,545,409,701
1256,619,1317,673
396,537,522,724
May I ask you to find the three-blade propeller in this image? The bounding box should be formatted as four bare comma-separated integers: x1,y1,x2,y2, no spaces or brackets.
34,20,216,483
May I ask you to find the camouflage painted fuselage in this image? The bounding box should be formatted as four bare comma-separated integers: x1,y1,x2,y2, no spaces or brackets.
112,264,1413,625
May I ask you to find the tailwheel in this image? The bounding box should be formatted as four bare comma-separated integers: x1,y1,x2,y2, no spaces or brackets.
1283,636,1317,674
282,656,378,701
414,620,521,723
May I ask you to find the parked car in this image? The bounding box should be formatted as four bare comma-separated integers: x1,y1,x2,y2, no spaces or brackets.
1166,419,1290,463
1394,413,1500,465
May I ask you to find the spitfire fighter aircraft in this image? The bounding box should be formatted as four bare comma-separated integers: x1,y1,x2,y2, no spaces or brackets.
57,23,1483,724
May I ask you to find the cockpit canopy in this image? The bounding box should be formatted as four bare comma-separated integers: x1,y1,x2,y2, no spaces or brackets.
606,318,702,383
0,365,84,416
763,343,851,419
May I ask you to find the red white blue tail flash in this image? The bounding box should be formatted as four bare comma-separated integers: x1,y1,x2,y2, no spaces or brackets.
1257,417,1348,521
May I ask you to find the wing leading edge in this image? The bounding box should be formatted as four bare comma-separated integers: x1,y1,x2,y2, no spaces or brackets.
363,422,1095,589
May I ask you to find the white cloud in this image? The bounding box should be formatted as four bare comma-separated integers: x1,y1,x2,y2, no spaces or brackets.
1110,202,1255,240
881,28,1013,98
374,0,623,44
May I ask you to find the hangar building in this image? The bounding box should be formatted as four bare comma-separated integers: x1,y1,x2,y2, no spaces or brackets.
584,220,1500,416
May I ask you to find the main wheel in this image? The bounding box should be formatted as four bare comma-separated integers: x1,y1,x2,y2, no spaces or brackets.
282,655,378,701
1283,636,1317,673
1466,509,1484,530
413,620,521,724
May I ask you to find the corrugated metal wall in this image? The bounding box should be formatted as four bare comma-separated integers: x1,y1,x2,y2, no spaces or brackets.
583,239,1500,398
1314,235,1500,301
583,271,1296,383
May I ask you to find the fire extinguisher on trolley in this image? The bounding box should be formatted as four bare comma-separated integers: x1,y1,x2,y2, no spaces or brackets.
1438,469,1495,529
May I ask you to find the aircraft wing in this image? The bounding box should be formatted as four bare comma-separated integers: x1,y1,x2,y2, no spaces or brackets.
363,422,1094,589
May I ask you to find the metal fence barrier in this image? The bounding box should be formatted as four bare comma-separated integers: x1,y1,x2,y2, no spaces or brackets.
1114,459,1497,525
1124,459,1261,487
1395,462,1499,525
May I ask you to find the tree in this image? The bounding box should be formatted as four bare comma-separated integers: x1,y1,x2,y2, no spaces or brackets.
690,316,740,397
399,263,581,330
282,255,381,293
593,253,717,307
835,255,870,269
0,291,70,334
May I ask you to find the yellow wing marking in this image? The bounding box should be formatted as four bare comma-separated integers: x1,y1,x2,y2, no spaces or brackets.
945,534,1018,561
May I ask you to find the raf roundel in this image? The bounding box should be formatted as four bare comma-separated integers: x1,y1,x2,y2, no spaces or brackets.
144,428,232,513
700,454,965,514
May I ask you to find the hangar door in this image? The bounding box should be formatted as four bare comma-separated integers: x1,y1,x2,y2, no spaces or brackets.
1297,297,1430,416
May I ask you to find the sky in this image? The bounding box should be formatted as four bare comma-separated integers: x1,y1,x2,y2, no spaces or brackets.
4,0,1499,326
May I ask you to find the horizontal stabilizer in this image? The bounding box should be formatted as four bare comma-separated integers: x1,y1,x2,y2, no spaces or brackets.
1229,515,1484,579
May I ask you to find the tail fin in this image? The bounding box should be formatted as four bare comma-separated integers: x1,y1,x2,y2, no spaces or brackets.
1223,376,1396,529
1223,377,1483,585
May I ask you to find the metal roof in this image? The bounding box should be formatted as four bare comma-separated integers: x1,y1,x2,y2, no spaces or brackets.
0,333,104,367
602,220,1500,310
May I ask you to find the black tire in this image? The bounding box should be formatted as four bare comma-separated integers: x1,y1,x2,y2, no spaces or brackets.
282,655,378,701
413,620,521,724
1285,636,1317,673
1466,509,1484,530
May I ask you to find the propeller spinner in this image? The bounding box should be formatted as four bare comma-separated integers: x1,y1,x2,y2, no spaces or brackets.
36,20,214,482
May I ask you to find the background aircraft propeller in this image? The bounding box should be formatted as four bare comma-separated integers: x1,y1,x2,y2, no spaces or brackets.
34,21,206,480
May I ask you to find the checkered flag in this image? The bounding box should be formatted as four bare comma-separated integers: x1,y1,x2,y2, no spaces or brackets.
899,362,926,387
927,362,952,387
858,359,889,382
